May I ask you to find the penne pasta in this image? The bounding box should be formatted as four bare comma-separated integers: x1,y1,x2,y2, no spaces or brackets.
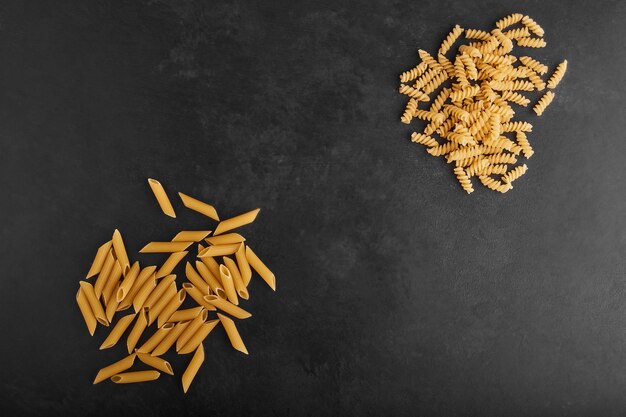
246,246,276,291
147,282,177,326
126,308,149,353
105,283,121,322
143,274,177,310
213,208,260,236
205,233,246,246
178,192,220,221
148,178,176,218
203,295,251,319
137,322,175,353
218,313,248,354
182,344,204,393
171,230,212,242
132,274,157,313
94,249,114,298
137,352,174,375
117,261,140,302
120,265,156,311
223,257,249,300
157,289,186,328
93,353,136,384
112,229,131,275
218,264,239,305
76,287,97,336
182,283,216,311
198,243,240,258
235,243,252,286
199,255,221,280
102,260,122,306
151,320,191,356
100,314,136,350
167,306,203,323
140,241,193,253
111,370,160,384
176,310,209,352
178,319,219,354
79,281,108,326
195,261,226,299
185,262,210,294
156,251,188,279
86,240,112,279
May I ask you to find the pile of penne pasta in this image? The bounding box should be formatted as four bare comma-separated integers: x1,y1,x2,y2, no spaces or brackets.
76,179,276,392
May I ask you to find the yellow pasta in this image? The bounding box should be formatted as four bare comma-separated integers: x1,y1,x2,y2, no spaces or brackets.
143,274,177,310
533,91,555,116
137,352,174,375
155,251,188,279
176,311,209,352
203,295,252,319
235,243,252,287
94,249,114,298
453,166,474,194
79,281,108,326
479,175,512,193
199,254,221,278
171,230,212,242
119,265,156,311
400,98,418,124
519,56,548,74
547,60,568,89
516,37,546,48
157,288,186,328
502,164,529,184
93,353,136,384
126,308,149,353
137,322,175,353
495,13,523,30
148,178,176,218
246,246,276,291
178,319,220,354
151,319,191,356
112,229,131,275
521,15,544,37
182,343,204,393
178,192,220,221
516,132,534,158
198,243,240,258
102,260,122,306
223,257,249,300
117,261,140,302
183,283,217,311
105,283,121,322
168,306,203,323
399,61,428,83
438,25,464,56
111,370,160,384
147,282,177,326
140,241,193,253
218,313,248,355
213,208,260,236
132,274,157,313
100,314,136,350
195,261,225,298
76,287,97,335
185,262,211,294
399,84,430,101
411,132,439,147
85,240,112,279
218,264,239,305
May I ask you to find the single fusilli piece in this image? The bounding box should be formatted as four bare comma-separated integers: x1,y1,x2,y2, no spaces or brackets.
400,98,418,124
500,90,530,107
515,132,534,158
502,164,528,184
439,25,464,55
495,13,524,30
400,61,428,83
547,60,568,89
516,37,547,48
521,15,545,37
503,27,530,40
479,175,512,193
454,167,474,193
418,49,445,72
519,56,548,74
411,132,439,147
465,28,491,40
500,121,532,132
533,91,555,116
427,142,458,156
422,72,449,95
399,84,430,101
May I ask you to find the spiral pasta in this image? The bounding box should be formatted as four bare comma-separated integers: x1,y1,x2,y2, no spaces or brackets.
516,37,547,48
502,164,528,184
479,175,512,193
454,166,474,194
521,15,545,37
495,13,524,30
400,98,418,124
519,56,548,75
547,60,568,89
515,132,534,158
400,61,428,83
439,25,464,56
533,91,555,116
411,132,439,147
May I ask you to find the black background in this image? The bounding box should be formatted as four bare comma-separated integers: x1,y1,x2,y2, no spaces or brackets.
1,1,626,416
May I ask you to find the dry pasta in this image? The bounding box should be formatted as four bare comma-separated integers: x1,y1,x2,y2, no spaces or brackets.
117,261,140,302
171,230,212,242
203,295,252,319
111,370,160,384
168,306,203,323
182,344,204,393
85,240,112,279
218,313,248,355
119,265,156,311
219,264,239,305
76,287,98,336
111,229,131,275
137,353,174,375
178,319,220,354
195,261,225,298
94,249,114,298
126,308,149,353
155,251,188,279
205,233,246,246
100,314,136,350
213,208,260,236
198,243,240,257
178,192,220,221
147,282,177,326
151,320,191,356
533,91,555,116
93,353,136,384
547,60,568,89
157,289,186,328
148,178,176,218
140,241,193,253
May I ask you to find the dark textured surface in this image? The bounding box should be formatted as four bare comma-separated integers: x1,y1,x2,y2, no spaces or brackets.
1,1,625,416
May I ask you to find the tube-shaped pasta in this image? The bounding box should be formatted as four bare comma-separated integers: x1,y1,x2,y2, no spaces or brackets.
126,308,149,353
111,370,160,384
167,306,203,323
100,314,136,350
76,287,97,335
156,251,188,279
112,229,131,275
151,319,191,356
218,313,248,355
79,281,108,326
140,241,193,253
213,208,260,236
147,282,177,326
182,283,217,311
178,320,219,354
246,246,276,291
200,256,221,279
176,311,209,352
182,344,204,393
157,289,186,328
94,249,114,298
137,352,174,375
132,274,157,313
119,265,156,311
143,275,177,310
137,322,175,353
147,178,176,218
195,261,226,298
218,264,239,305
198,243,240,258
203,295,251,319
102,260,122,306
235,243,252,287
185,262,210,294
105,283,121,322
117,261,140,302
93,353,136,384
223,257,249,300
171,230,212,242
86,240,112,278
178,192,220,221
205,233,245,246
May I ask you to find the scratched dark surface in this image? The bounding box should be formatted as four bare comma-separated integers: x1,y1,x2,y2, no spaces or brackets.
1,1,625,416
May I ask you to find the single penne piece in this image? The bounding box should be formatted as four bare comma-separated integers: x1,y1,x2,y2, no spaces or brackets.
235,243,252,286
112,229,131,275
176,311,209,352
167,306,203,323
246,246,276,291
223,257,249,300
93,353,136,384
172,230,212,242
86,240,113,278
198,244,239,258
117,261,140,302
218,313,248,355
120,265,157,311
148,178,176,218
194,261,225,298
203,295,251,319
182,344,204,393
140,241,193,253
137,322,175,353
100,313,136,350
178,319,219,354
94,249,114,298
151,320,191,356
102,260,123,306
157,289,186,328
143,275,177,310
199,255,220,279
185,262,210,294
213,208,260,236
76,287,97,335
182,283,216,311
111,370,160,384
132,274,157,313
79,281,108,326
205,233,245,246
137,352,174,375
178,192,220,221
126,308,149,353
105,283,121,322
147,283,177,326
155,251,188,278
218,264,238,305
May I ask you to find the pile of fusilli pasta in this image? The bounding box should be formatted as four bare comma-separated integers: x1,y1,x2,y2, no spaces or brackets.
399,13,568,193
